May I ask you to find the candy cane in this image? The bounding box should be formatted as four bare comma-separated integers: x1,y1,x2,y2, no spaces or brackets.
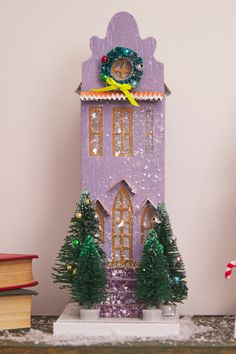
225,261,236,279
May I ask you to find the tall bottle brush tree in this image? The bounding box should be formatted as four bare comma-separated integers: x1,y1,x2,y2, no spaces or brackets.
154,203,188,303
135,229,172,307
52,190,105,292
71,235,107,308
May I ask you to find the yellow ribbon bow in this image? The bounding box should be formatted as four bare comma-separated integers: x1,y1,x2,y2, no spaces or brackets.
91,77,139,107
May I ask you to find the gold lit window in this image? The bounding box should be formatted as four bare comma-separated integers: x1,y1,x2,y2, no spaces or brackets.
145,110,153,153
113,108,132,157
89,107,102,156
111,59,133,81
96,206,104,242
141,207,152,244
112,187,133,266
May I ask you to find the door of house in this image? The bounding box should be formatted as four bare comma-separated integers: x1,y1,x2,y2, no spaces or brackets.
112,187,133,266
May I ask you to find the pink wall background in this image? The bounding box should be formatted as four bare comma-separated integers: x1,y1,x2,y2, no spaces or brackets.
1,0,236,315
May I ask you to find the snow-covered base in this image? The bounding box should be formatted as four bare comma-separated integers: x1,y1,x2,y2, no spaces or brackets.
0,316,214,346
53,303,179,338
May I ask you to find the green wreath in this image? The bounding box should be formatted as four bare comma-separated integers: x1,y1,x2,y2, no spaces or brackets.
100,47,143,89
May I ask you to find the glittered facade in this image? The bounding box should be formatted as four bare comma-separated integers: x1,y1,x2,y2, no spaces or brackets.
78,12,168,317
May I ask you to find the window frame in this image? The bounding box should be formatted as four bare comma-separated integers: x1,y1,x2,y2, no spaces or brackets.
145,109,154,154
113,107,133,157
89,107,103,156
112,187,133,265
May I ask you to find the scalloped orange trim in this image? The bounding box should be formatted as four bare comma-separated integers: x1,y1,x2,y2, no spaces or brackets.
80,91,164,97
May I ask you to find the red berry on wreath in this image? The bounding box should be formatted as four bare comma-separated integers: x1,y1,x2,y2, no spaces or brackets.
101,55,108,63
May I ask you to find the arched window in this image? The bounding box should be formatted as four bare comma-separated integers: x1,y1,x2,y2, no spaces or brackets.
111,59,133,81
96,206,104,242
112,187,133,265
141,207,152,244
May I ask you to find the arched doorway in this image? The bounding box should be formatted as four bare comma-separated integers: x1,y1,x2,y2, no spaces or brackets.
112,187,133,265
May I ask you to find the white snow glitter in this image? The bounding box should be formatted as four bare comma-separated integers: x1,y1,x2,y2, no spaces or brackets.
0,317,212,346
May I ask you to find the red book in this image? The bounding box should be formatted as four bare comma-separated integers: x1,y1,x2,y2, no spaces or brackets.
0,254,38,291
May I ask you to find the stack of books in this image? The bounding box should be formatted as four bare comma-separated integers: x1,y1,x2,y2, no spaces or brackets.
0,253,38,330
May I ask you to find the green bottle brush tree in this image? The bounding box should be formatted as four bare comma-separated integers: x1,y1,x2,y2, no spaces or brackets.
154,203,188,304
135,229,172,308
52,190,107,308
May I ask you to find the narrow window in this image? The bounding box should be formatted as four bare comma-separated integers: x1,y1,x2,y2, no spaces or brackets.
145,110,153,153
96,206,104,242
89,107,102,156
113,108,132,157
141,207,152,244
112,187,133,265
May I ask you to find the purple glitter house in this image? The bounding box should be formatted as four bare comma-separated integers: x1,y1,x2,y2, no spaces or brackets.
78,12,169,317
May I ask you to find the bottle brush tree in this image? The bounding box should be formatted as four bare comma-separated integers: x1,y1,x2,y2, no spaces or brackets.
71,235,107,308
52,189,105,295
154,202,188,303
135,229,172,307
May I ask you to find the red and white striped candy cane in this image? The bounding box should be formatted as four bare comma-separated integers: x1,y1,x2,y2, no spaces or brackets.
225,261,236,279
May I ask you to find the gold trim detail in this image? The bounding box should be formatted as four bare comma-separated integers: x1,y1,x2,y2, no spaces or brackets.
89,107,103,156
112,187,133,266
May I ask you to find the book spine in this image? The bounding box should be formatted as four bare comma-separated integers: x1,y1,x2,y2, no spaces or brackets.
0,281,38,291
0,255,38,262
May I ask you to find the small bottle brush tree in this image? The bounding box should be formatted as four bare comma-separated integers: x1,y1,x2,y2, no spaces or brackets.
154,203,188,303
52,190,105,295
71,235,107,308
135,229,172,307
